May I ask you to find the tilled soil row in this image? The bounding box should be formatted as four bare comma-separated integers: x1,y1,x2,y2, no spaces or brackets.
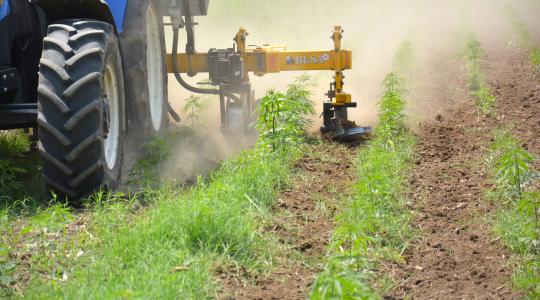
220,143,357,300
488,49,540,165
388,49,539,299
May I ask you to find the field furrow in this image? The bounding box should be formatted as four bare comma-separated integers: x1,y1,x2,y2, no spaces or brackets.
221,143,357,299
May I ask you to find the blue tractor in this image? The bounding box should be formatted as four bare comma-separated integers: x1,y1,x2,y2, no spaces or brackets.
0,0,210,199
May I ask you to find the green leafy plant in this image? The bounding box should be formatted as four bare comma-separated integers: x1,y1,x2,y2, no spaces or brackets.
393,41,415,76
464,35,485,64
462,35,496,116
505,5,540,74
256,74,315,151
531,47,540,72
463,35,485,91
489,129,536,200
0,131,30,201
0,160,26,201
472,85,496,116
182,95,207,127
488,128,539,296
0,130,29,156
22,74,318,298
505,5,532,50
128,134,172,185
378,73,407,141
311,259,376,300
311,45,416,298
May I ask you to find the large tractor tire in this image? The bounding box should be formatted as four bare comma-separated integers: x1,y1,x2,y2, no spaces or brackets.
37,20,126,200
121,0,168,137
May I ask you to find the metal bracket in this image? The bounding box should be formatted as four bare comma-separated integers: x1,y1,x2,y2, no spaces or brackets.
0,68,17,93
0,103,38,129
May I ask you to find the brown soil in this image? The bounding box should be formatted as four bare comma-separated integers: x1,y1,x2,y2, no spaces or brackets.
488,50,540,162
219,142,358,300
387,49,539,299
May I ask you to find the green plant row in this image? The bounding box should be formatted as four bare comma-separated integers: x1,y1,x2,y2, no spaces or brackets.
20,76,315,298
487,128,539,298
505,5,540,72
531,47,540,72
463,34,496,116
310,43,417,299
25,150,296,298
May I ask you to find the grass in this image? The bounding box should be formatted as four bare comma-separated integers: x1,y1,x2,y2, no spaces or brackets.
310,42,417,299
0,128,198,297
0,130,45,209
10,76,315,298
23,152,291,298
486,128,539,297
463,34,496,116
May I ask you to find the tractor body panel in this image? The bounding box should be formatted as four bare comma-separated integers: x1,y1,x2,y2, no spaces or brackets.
35,0,122,32
104,0,128,33
0,0,10,22
0,0,44,129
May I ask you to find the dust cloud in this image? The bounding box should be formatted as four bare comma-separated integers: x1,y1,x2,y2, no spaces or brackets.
158,0,539,178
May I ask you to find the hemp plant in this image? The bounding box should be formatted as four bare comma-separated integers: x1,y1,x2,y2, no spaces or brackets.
463,34,496,116
490,129,536,201
489,128,539,295
463,35,485,91
182,95,207,127
531,47,540,73
255,74,315,151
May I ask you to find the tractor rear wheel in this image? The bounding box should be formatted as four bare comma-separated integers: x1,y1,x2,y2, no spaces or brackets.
120,0,168,137
37,20,126,200
145,1,168,134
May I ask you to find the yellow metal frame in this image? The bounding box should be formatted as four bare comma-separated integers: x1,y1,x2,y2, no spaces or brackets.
166,50,352,74
166,26,354,106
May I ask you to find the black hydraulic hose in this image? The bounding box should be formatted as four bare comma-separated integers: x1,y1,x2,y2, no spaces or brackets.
182,0,195,55
171,27,220,95
171,0,239,99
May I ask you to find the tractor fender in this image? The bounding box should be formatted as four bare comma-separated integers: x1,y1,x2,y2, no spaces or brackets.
35,0,127,33
0,0,10,23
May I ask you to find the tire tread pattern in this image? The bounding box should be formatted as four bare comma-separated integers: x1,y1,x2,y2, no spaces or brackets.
38,20,118,199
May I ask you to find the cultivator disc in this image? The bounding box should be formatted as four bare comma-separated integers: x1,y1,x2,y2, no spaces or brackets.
333,126,372,142
321,104,372,143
